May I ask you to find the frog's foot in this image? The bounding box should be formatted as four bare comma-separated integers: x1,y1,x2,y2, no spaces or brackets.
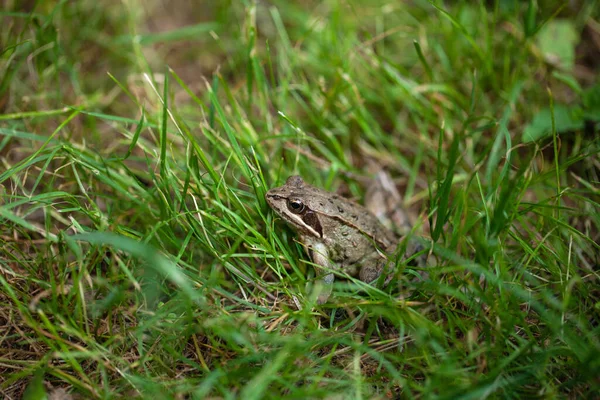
313,273,334,304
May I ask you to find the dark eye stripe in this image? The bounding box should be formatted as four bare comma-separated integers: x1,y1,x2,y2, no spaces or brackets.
302,211,323,237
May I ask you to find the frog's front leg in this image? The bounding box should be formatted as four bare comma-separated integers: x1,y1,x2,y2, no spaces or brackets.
306,242,335,304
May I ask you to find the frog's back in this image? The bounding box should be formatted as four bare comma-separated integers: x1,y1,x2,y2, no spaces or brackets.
302,184,396,248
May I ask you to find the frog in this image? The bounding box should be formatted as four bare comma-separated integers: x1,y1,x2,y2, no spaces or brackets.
265,174,425,304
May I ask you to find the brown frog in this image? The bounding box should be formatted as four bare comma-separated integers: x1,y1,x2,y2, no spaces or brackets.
265,175,424,304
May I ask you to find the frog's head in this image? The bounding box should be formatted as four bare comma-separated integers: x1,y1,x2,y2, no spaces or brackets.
265,175,323,238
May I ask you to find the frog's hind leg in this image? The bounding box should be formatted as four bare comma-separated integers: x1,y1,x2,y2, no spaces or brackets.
358,258,394,288
364,170,412,234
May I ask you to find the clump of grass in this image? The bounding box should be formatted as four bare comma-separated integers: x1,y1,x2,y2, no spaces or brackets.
1,0,599,398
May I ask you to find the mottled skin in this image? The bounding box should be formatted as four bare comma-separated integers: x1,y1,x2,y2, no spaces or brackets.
265,175,401,303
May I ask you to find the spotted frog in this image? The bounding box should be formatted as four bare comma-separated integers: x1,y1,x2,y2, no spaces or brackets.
265,175,424,303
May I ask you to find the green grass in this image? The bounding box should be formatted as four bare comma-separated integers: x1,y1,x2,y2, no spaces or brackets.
1,0,599,398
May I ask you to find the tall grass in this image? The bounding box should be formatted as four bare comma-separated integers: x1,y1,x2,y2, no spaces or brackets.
1,0,598,398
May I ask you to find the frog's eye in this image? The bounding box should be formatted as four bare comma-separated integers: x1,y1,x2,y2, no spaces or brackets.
287,199,305,214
